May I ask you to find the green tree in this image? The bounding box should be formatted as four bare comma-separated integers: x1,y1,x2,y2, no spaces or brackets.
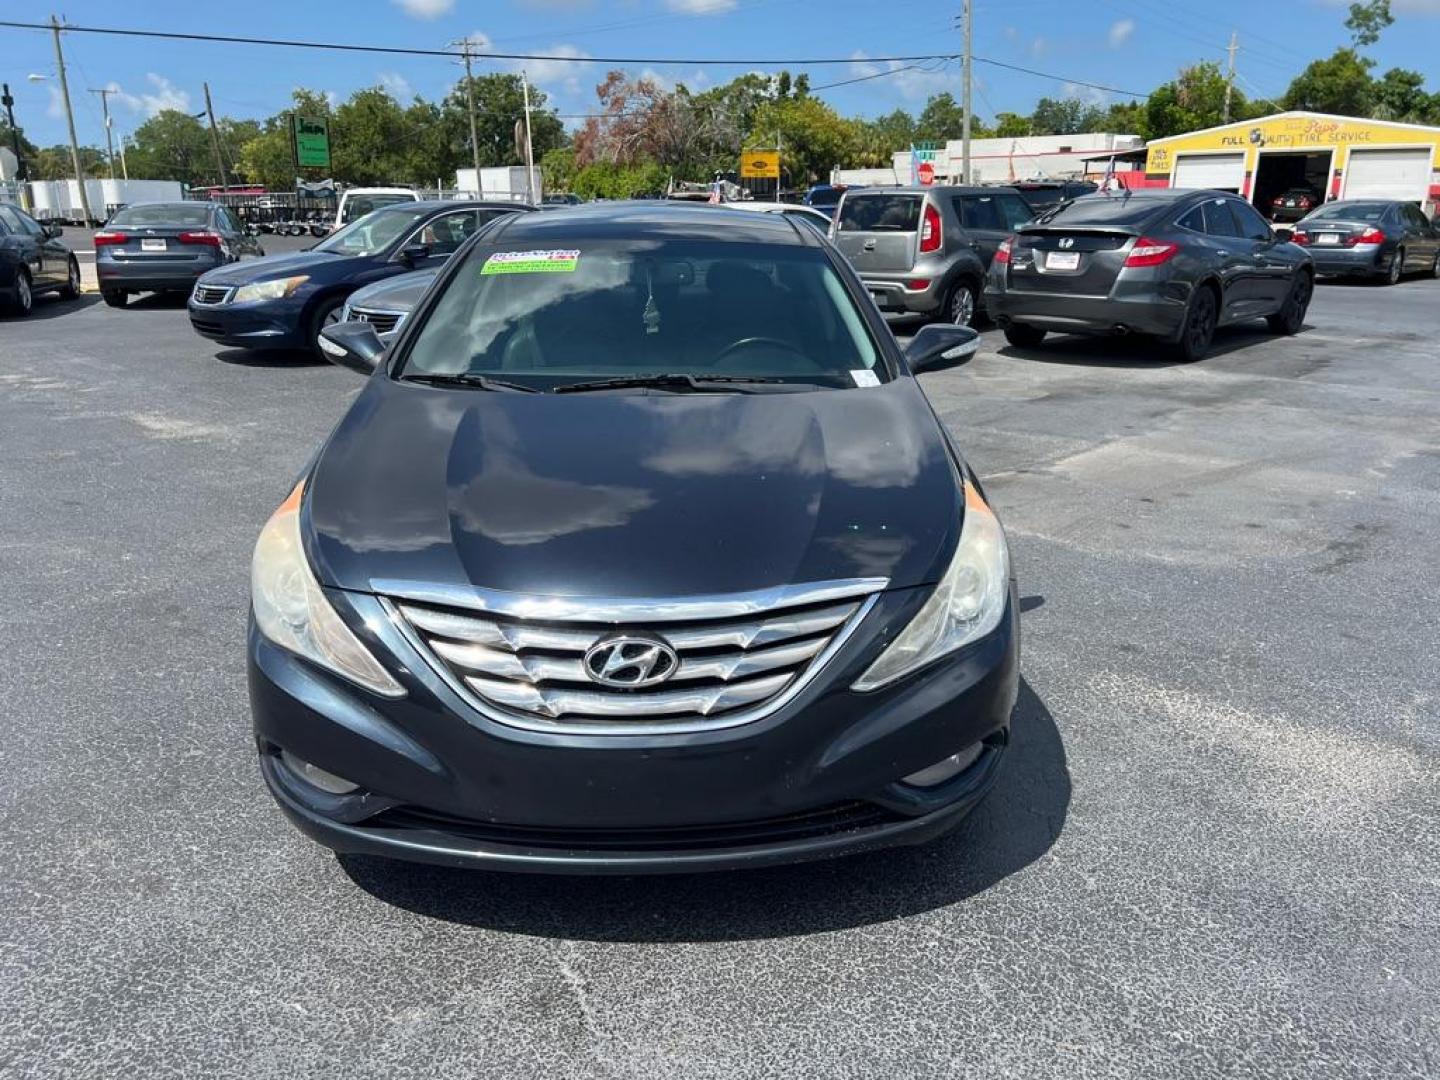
747,95,863,185
441,73,564,174
125,110,217,186
1283,48,1375,116
1143,62,1254,138
0,118,40,177
1029,97,1105,136
1345,0,1393,48
992,112,1030,138
1371,67,1436,123
917,93,989,141
28,144,107,180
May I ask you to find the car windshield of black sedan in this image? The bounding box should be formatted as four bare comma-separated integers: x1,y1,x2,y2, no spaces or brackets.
314,207,428,257
398,239,884,389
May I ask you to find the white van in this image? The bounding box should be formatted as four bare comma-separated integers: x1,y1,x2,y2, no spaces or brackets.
334,187,419,229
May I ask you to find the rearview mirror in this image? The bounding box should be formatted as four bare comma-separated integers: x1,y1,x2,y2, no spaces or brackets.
904,323,980,373
1274,227,1294,243
399,243,430,266
318,320,386,375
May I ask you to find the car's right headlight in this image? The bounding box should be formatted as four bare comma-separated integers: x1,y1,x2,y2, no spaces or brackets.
251,479,404,697
853,477,1010,691
234,275,309,303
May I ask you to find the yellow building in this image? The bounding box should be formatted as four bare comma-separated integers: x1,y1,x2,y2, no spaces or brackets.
1143,111,1440,215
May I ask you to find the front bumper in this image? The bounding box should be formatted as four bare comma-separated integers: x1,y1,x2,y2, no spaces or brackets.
1306,244,1388,277
187,294,307,349
985,285,1185,338
249,585,1019,874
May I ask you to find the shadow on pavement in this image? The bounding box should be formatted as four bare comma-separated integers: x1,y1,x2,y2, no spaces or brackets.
217,348,327,368
2,295,99,321
996,324,1297,368
339,677,1069,943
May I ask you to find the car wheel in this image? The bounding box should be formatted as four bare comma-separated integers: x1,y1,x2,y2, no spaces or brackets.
1430,251,1440,279
946,280,979,327
308,297,345,359
1172,285,1218,362
1266,272,1312,336
101,290,128,308
11,268,33,316
1003,323,1046,348
60,256,81,300
1385,248,1404,285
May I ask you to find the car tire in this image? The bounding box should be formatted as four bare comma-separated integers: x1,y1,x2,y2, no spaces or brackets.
1003,323,1046,348
10,268,34,316
1266,272,1312,336
945,280,980,327
102,290,128,308
307,297,345,359
60,256,82,300
1385,248,1404,285
1172,284,1218,362
1430,251,1440,279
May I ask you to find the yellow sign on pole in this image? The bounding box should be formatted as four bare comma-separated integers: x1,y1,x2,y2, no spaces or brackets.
740,150,781,179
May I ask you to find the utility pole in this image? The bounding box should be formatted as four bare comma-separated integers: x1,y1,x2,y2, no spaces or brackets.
88,87,118,178
1223,31,1239,124
50,16,94,226
520,70,536,204
961,0,973,185
117,132,129,180
455,39,482,193
203,82,230,190
2,82,29,209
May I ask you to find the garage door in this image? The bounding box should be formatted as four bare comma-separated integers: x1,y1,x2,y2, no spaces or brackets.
1172,153,1246,192
1343,147,1432,202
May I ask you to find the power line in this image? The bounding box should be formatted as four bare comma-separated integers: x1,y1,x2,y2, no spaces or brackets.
972,57,1147,99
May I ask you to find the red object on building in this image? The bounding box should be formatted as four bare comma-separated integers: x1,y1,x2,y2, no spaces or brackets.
917,161,935,186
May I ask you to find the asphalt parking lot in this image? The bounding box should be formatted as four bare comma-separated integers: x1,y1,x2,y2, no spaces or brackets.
3,276,1438,1078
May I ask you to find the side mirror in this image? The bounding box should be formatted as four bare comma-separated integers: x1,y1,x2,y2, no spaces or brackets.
318,320,386,375
399,243,430,266
1274,227,1294,243
45,223,64,239
905,323,980,373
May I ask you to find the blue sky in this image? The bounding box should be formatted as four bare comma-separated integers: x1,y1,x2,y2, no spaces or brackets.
6,0,1440,149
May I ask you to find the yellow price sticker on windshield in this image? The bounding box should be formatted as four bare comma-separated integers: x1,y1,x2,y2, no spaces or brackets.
482,249,580,275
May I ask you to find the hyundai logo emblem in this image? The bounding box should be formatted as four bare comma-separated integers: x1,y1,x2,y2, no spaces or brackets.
582,635,679,688
1058,237,1075,249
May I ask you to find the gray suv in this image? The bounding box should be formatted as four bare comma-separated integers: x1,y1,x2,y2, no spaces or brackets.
830,186,1033,326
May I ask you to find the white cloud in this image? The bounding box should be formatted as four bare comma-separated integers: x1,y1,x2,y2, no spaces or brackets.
1063,81,1109,107
1108,18,1135,48
460,31,493,50
324,90,340,109
1029,36,1049,59
514,44,591,96
112,74,192,117
392,0,455,18
663,0,738,14
379,72,413,99
848,51,954,102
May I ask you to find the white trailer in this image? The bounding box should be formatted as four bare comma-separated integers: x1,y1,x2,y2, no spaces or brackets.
25,178,185,223
454,166,541,204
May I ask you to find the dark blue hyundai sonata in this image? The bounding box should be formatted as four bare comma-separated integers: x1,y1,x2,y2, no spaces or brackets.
248,203,1017,873
187,200,529,356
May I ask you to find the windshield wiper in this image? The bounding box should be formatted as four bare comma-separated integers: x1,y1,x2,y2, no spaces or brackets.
553,373,799,394
401,373,540,393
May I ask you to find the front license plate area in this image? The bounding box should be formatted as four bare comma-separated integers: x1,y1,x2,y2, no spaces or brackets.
1046,251,1080,270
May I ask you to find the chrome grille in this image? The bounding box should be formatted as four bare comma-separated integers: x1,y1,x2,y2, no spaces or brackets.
386,578,885,734
348,307,404,336
192,283,232,305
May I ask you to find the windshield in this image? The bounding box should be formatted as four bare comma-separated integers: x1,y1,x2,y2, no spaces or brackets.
109,203,211,228
399,239,883,390
315,207,428,257
837,194,921,232
1306,202,1388,223
341,194,416,223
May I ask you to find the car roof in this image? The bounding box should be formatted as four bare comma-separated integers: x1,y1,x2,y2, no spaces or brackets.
375,199,535,213
486,201,813,245
842,185,1023,196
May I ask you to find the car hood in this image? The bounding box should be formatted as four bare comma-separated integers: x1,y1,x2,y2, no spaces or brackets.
201,249,345,285
305,377,962,599
347,268,437,312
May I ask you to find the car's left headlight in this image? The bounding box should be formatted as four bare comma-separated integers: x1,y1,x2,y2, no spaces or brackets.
251,479,404,697
853,477,1010,691
234,275,309,303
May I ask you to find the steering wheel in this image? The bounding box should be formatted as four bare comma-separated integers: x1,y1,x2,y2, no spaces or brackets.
714,336,811,368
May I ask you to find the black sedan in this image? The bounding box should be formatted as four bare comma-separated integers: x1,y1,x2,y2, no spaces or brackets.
187,200,530,356
95,201,264,307
1292,199,1440,284
0,202,81,316
248,203,1009,874
985,188,1314,362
